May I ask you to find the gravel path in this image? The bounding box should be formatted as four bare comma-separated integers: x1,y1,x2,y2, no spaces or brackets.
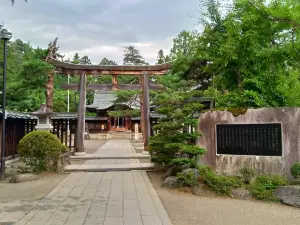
149,172,300,225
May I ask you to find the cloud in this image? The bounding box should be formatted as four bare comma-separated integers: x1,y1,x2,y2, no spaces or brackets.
1,0,200,64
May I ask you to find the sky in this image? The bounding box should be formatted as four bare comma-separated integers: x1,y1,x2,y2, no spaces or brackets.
0,0,202,64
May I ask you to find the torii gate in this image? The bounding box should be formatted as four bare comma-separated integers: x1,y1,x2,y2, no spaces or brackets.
48,58,172,155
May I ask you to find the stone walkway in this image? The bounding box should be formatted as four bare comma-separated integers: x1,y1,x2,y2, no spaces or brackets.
14,140,172,225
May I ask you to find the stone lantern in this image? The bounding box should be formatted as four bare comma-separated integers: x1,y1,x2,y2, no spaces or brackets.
31,104,53,131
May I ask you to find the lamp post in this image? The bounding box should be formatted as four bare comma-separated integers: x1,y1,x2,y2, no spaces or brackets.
0,27,12,181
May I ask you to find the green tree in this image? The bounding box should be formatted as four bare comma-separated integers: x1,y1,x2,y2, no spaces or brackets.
72,53,80,64
174,0,300,108
169,30,199,60
99,58,117,65
149,80,206,169
157,49,166,64
80,55,92,65
123,46,148,65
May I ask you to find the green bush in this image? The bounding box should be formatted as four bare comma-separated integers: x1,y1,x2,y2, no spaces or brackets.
240,167,256,184
291,162,300,179
197,165,214,179
204,173,242,195
18,131,67,172
197,165,242,195
249,174,286,201
177,171,198,187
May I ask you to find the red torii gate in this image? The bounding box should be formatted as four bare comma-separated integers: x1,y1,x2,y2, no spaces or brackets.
48,58,172,155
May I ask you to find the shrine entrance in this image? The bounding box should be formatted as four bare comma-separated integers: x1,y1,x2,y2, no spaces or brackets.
49,58,172,155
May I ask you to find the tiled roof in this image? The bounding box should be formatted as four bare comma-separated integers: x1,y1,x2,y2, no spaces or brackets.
0,110,37,119
86,90,140,110
51,112,77,119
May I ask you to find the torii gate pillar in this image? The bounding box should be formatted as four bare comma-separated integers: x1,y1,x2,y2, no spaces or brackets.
75,71,86,155
142,71,150,153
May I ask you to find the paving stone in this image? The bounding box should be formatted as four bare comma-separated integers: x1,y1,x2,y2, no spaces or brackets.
105,201,123,217
7,140,173,225
64,218,86,225
142,215,163,225
44,217,67,225
104,217,124,225
84,216,104,225
123,199,139,210
124,209,143,225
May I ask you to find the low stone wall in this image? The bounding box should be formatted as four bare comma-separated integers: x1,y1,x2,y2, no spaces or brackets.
57,152,71,172
197,107,300,179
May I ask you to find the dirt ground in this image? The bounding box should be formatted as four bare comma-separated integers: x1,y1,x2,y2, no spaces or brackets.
148,172,300,225
0,172,67,202
0,140,106,202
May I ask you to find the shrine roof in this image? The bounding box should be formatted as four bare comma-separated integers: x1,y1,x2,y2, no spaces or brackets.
86,90,140,111
0,110,37,120
48,58,172,75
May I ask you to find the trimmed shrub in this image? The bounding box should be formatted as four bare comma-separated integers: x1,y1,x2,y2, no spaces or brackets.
291,162,300,179
197,165,242,195
240,167,256,184
18,131,67,172
204,173,242,195
249,174,286,201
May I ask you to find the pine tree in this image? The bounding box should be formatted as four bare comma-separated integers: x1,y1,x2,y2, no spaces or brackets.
72,53,80,64
99,58,118,65
149,80,206,169
156,49,165,64
80,55,92,65
123,46,147,65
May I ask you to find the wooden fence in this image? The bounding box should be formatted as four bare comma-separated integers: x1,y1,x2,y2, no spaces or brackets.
0,117,78,159
0,118,37,159
51,118,77,151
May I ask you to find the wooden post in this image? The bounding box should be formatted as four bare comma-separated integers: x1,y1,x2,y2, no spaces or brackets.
139,76,145,141
112,75,118,90
75,72,86,155
142,72,150,152
107,118,111,131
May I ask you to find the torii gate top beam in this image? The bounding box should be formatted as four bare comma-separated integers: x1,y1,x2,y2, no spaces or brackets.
48,58,172,75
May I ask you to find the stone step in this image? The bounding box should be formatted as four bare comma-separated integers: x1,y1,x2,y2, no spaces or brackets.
70,153,150,160
64,163,155,172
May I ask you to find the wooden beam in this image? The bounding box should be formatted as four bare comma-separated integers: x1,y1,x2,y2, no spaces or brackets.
75,72,86,155
49,57,172,72
55,67,169,75
142,71,151,151
61,83,113,91
60,83,164,91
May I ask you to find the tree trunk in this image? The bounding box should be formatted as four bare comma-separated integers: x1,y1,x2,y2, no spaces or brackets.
235,69,243,92
45,72,54,112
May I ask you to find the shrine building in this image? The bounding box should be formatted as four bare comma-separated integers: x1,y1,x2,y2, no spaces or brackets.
85,90,160,134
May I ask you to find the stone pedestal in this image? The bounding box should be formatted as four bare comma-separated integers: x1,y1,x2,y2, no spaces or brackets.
35,115,53,131
31,104,53,132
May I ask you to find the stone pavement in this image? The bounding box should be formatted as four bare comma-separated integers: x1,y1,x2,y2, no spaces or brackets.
12,140,172,225
64,140,153,172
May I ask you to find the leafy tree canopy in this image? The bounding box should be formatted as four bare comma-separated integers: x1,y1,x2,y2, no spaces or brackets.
174,0,300,108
